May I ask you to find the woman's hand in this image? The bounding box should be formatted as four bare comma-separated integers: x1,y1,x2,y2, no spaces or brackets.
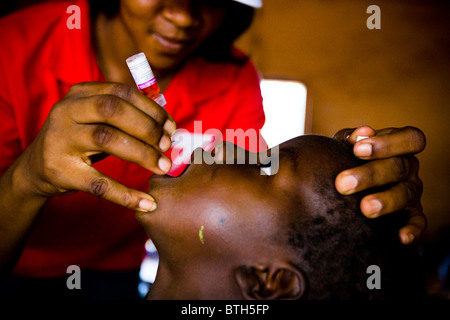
334,126,427,245
20,82,176,212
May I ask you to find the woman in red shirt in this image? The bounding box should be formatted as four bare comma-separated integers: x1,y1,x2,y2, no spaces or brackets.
0,0,426,299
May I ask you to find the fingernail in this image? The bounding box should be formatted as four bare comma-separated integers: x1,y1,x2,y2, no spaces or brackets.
163,119,177,136
355,143,372,157
159,134,171,152
356,136,369,142
401,233,414,244
158,156,172,173
366,199,382,217
139,199,157,212
340,175,358,194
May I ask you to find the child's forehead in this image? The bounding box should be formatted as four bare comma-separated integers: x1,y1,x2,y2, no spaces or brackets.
274,135,344,176
276,138,309,166
277,135,337,158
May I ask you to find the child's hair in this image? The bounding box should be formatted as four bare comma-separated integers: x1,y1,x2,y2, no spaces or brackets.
284,136,425,299
88,0,254,64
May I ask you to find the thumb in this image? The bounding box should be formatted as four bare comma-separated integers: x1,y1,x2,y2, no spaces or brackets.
333,126,376,145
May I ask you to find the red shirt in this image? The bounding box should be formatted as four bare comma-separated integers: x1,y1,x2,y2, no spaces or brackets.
0,0,265,277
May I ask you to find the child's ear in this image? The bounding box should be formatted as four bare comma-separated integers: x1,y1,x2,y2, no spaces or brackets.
234,264,306,300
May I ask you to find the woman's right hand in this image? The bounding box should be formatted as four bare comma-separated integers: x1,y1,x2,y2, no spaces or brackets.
20,82,176,212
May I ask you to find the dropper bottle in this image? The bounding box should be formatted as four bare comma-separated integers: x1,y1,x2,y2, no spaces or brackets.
126,52,166,108
126,52,218,177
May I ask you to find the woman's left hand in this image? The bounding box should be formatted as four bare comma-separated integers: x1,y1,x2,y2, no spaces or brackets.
333,126,427,245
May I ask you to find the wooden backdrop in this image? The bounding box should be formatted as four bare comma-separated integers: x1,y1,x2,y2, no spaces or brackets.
237,0,450,245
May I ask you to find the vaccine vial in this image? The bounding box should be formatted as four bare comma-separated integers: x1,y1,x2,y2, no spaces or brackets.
127,53,220,178
126,52,166,108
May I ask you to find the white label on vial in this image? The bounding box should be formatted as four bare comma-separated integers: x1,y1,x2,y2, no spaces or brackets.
128,58,155,88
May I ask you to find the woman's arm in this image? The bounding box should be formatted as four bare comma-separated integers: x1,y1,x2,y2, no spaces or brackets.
0,153,49,276
0,82,177,275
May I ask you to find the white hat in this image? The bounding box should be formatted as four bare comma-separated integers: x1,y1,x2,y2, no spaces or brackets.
233,0,262,8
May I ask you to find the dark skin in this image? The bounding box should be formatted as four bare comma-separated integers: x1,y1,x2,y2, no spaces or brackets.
137,135,406,300
0,0,426,274
137,139,311,299
0,0,227,273
334,126,426,244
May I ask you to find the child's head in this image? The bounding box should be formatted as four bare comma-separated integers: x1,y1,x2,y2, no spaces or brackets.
136,135,423,300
